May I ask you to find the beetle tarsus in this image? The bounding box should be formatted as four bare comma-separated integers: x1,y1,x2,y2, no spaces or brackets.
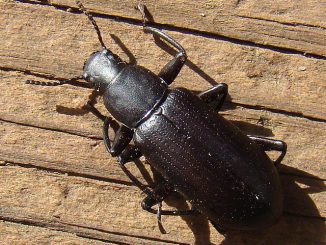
157,202,167,234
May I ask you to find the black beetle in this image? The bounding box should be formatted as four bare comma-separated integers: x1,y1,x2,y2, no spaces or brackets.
27,1,287,233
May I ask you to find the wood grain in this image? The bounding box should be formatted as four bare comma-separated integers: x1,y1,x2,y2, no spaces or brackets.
0,221,107,245
1,2,325,120
1,71,325,179
0,0,325,244
49,0,326,56
0,166,325,244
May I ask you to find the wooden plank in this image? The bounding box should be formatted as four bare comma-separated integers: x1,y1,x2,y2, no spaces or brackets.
1,2,325,120
0,166,325,245
1,119,325,217
0,121,324,218
235,0,326,28
1,71,325,179
0,221,107,245
48,0,326,56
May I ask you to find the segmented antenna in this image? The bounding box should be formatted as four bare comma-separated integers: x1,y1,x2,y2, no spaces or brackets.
76,0,107,49
25,80,69,86
25,75,84,87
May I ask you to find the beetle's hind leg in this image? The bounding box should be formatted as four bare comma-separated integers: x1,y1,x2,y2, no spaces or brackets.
249,136,287,166
199,83,228,112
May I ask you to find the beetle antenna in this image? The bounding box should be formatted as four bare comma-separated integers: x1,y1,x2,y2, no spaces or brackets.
25,75,92,88
25,80,70,86
76,0,107,50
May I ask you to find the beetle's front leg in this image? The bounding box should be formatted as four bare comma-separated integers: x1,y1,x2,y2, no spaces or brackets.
249,136,287,166
199,83,228,112
137,4,187,85
144,27,187,85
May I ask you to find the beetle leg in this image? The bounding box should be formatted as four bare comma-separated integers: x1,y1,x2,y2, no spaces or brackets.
102,117,135,157
198,83,228,112
141,184,198,216
118,146,143,164
157,48,187,85
136,4,187,84
249,136,287,166
142,26,187,85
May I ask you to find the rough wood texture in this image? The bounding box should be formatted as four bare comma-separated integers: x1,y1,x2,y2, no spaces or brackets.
50,0,326,56
1,2,325,120
0,0,325,244
0,221,107,245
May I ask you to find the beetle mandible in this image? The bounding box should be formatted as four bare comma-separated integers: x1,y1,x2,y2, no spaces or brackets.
27,1,287,233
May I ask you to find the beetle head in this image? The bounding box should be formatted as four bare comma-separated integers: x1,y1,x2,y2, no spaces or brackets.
82,49,126,93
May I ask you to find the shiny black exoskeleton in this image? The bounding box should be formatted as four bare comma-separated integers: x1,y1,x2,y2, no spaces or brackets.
27,1,287,233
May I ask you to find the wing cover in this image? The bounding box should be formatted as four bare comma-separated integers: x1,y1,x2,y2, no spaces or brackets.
134,88,282,230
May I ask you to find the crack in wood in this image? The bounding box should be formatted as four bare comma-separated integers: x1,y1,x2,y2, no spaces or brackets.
2,160,134,186
237,14,326,30
0,215,186,245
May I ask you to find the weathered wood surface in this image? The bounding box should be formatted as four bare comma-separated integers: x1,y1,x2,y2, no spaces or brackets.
1,1,325,120
0,221,108,245
48,0,326,57
0,166,325,245
0,0,325,244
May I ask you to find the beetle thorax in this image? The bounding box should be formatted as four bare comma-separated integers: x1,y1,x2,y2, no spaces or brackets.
103,66,168,128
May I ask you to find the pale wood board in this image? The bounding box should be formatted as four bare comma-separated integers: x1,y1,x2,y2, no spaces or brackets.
0,221,108,245
0,166,325,244
0,2,325,120
0,0,325,244
50,0,326,56
1,72,325,179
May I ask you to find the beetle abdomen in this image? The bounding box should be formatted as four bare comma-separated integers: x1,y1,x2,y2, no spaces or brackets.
134,88,282,231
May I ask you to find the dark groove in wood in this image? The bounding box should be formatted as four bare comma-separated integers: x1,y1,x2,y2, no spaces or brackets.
14,0,326,60
0,116,102,140
2,160,134,187
237,14,326,30
2,157,324,193
230,102,326,124
0,215,187,245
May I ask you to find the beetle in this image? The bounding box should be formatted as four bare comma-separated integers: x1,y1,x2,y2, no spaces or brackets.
27,1,287,233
